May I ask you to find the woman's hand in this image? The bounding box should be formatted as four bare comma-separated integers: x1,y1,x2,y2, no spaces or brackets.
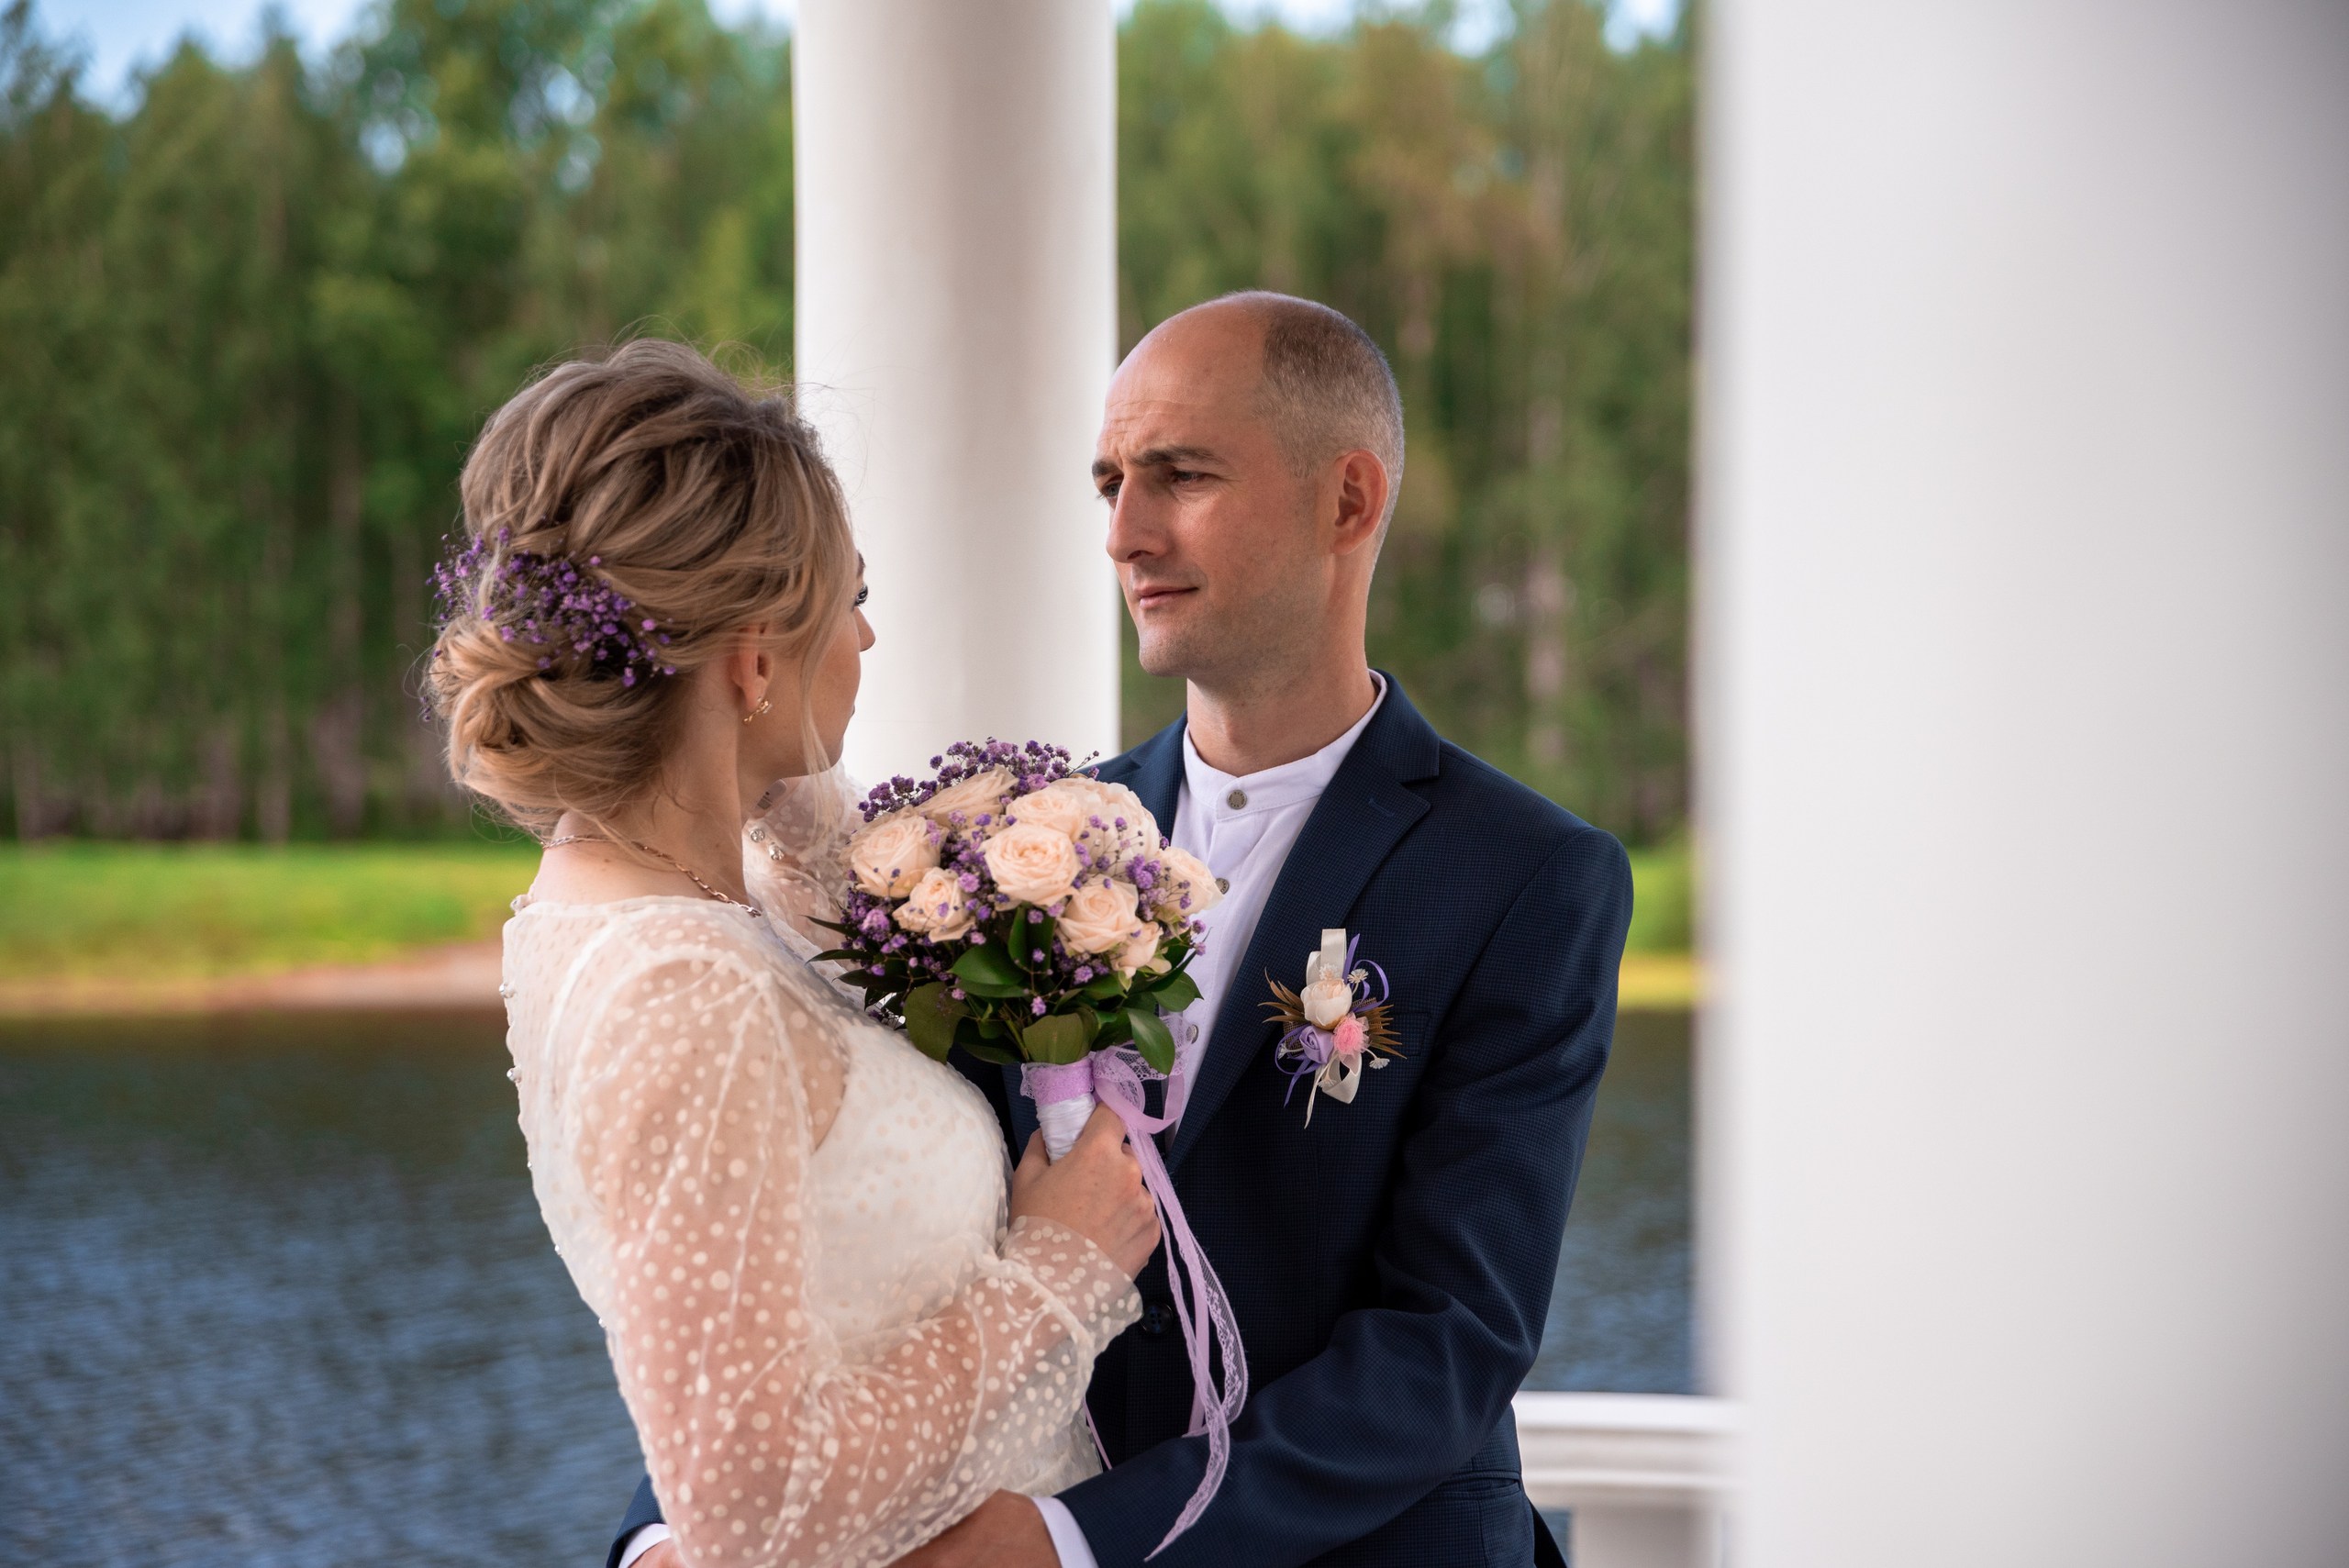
1008,1104,1161,1277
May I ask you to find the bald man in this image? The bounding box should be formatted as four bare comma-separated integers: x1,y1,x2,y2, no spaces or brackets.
613,294,1630,1568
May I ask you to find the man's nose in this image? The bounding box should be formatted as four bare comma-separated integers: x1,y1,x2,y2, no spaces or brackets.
1104,488,1156,564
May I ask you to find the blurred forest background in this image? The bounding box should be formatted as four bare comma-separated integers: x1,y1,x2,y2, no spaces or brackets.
0,0,1693,849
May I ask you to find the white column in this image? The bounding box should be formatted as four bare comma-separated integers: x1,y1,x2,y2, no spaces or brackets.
795,0,1119,784
1702,4,2349,1566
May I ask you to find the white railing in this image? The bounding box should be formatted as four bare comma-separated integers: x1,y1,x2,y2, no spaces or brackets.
1514,1392,1737,1568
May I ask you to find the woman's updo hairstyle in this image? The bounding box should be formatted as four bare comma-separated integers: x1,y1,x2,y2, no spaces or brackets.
426,339,855,836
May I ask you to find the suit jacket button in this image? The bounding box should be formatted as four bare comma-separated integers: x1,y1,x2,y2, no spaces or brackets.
1140,1304,1172,1336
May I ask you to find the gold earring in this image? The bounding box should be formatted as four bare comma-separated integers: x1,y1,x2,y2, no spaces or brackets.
743,698,773,724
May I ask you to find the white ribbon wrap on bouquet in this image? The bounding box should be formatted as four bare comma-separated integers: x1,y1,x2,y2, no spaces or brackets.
1025,1059,1098,1160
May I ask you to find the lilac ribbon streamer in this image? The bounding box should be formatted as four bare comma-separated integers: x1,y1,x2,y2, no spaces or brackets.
1079,1046,1249,1558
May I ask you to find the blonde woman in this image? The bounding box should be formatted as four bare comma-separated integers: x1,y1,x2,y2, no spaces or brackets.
428,340,1157,1568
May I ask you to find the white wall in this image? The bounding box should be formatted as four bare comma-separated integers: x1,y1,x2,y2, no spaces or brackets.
1701,3,2349,1564
796,0,1119,784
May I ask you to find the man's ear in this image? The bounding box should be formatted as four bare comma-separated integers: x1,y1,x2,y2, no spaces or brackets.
1330,449,1389,555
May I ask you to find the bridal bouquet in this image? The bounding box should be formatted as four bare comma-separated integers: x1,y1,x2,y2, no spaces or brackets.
818,739,1222,1158
817,739,1242,1555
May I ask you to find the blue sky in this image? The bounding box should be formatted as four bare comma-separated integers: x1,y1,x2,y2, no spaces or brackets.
35,0,1682,106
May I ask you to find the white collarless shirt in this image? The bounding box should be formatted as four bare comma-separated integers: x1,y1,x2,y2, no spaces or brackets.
624,678,1390,1568
1030,673,1387,1568
1162,673,1387,1122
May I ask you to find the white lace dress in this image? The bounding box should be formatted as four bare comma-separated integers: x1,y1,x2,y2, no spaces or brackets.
502,889,1136,1568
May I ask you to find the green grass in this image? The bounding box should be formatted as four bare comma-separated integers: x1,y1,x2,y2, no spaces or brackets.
0,835,1696,984
0,842,541,981
1625,841,1695,954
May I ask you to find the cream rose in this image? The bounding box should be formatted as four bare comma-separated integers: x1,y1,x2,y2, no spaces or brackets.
1057,878,1141,955
848,812,941,898
981,822,1082,907
1301,971,1355,1029
1112,920,1167,980
1152,845,1222,919
1089,780,1158,839
920,767,1015,830
893,866,974,942
1003,780,1094,840
1067,778,1156,870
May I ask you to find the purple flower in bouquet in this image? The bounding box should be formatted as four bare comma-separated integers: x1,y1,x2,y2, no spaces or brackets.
812,738,1252,1560
814,738,1225,1153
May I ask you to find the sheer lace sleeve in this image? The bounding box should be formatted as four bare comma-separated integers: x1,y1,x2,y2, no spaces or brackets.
566,939,1135,1568
744,764,863,951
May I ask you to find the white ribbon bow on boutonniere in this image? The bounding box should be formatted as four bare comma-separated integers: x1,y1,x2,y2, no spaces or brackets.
1265,928,1402,1125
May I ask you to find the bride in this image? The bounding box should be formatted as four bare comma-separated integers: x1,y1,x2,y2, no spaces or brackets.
426,339,1158,1567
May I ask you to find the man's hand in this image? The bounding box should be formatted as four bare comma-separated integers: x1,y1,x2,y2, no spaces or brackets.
631,1543,680,1568
892,1490,1058,1568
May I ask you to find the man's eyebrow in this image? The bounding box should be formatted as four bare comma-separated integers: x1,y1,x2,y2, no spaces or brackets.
1129,445,1219,470
1093,444,1220,484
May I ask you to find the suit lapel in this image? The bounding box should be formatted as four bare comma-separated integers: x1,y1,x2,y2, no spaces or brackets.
1166,681,1441,1173
1000,720,1190,1151
1108,720,1185,855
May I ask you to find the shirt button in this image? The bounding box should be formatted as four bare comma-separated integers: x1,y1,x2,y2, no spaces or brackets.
1187,1023,1200,1042
1216,876,1230,895
1226,789,1247,809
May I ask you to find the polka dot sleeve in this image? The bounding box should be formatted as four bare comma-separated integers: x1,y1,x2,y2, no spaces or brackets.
565,948,1138,1568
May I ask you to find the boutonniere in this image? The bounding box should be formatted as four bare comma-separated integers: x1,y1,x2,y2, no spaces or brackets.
1265,928,1401,1125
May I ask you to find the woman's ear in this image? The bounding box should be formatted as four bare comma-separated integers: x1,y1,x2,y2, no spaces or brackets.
728,624,775,716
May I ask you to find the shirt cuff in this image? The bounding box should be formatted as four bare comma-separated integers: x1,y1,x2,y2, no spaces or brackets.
616,1523,672,1568
1031,1494,1100,1568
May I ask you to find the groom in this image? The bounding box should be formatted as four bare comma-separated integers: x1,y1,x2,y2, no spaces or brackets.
615,293,1631,1567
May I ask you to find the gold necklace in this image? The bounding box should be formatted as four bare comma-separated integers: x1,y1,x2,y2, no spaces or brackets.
542,833,765,918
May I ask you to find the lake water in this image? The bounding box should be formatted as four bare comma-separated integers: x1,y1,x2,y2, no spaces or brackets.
0,1008,1690,1565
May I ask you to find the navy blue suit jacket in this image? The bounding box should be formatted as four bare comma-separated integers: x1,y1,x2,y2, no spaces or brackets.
610,677,1631,1567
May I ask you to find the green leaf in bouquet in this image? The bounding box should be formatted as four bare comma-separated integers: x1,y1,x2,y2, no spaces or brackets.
904,982,965,1062
1091,1008,1133,1049
1021,1008,1097,1066
1007,906,1058,971
1144,969,1202,1013
952,1016,1022,1064
1127,1006,1177,1075
951,943,1030,998
1080,970,1130,1003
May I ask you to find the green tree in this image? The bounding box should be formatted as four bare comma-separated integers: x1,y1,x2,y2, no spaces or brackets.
1116,0,1695,841
0,0,1689,846
0,0,796,840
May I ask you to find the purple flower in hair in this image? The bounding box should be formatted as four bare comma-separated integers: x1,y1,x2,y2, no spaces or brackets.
432,528,676,685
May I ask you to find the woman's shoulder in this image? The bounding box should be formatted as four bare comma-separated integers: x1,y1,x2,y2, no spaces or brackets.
507,894,786,982
510,895,857,1075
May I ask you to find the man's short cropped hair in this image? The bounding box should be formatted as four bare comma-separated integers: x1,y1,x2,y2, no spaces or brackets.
1219,291,1407,529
